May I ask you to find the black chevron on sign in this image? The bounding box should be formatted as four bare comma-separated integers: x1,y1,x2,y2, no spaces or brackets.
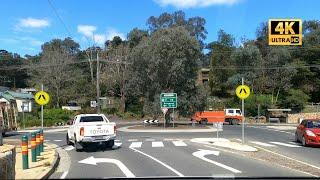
38,94,46,100
239,88,247,94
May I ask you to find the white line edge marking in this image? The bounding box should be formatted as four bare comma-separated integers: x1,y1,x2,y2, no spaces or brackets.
250,141,276,147
130,147,184,177
257,146,319,177
54,140,63,142
269,141,301,147
60,171,68,179
152,141,164,147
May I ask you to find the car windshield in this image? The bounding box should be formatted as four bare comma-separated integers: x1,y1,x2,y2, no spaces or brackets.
307,121,320,128
2,0,320,179
80,116,104,122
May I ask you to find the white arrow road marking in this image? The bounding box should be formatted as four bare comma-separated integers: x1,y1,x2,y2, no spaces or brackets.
152,141,164,147
250,141,276,147
129,142,142,148
79,156,135,178
192,149,241,174
130,147,184,177
60,171,68,179
269,141,301,147
172,141,187,147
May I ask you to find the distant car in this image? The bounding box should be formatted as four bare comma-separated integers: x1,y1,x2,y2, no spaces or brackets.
66,114,116,151
295,119,320,146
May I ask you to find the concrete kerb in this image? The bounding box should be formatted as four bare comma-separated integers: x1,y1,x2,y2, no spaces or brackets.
39,147,60,179
190,138,258,152
117,125,220,133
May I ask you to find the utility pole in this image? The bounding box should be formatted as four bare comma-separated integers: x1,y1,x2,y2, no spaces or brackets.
242,77,245,144
96,51,101,114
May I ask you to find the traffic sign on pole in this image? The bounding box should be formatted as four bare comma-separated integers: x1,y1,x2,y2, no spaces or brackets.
161,108,168,114
235,85,250,100
34,91,50,106
160,93,177,108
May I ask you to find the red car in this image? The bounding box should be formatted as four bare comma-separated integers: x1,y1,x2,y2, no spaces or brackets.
295,119,320,146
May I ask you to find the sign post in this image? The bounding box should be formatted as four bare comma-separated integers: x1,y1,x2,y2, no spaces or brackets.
34,85,50,130
235,78,250,144
160,93,177,128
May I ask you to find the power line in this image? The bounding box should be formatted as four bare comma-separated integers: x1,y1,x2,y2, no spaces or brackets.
47,0,73,38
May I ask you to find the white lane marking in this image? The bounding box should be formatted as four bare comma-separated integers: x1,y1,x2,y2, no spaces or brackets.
64,145,74,151
128,139,138,142
193,149,241,174
248,126,294,135
54,140,63,142
130,147,184,177
145,138,155,141
172,141,187,147
269,141,301,147
44,140,50,142
250,141,276,147
152,141,164,147
79,156,135,177
129,142,142,148
60,171,68,179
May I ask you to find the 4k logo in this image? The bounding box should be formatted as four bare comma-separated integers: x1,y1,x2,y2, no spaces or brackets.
268,19,302,45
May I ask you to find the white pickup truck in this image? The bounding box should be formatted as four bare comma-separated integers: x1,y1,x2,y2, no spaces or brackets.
66,114,116,151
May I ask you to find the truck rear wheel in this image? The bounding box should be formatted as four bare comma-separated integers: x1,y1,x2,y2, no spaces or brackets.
105,140,115,148
230,119,237,125
200,119,208,125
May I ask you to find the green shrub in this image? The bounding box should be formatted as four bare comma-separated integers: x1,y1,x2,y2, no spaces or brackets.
102,108,118,115
115,111,142,119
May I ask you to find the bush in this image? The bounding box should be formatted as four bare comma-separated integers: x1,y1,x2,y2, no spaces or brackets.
115,111,142,119
19,108,76,128
102,108,118,115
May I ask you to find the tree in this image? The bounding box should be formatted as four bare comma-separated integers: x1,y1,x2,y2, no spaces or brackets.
0,50,29,88
28,38,84,107
129,27,206,119
280,89,310,112
127,28,149,48
147,11,207,47
208,30,236,97
100,42,130,113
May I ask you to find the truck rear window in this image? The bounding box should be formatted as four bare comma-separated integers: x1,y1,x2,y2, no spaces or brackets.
80,116,104,122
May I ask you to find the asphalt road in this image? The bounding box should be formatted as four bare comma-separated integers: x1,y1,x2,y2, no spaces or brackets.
4,123,320,179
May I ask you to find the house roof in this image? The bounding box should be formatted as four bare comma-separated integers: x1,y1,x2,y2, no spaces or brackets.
0,86,10,92
0,91,33,101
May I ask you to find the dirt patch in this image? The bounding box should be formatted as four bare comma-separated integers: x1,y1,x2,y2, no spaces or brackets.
128,124,211,130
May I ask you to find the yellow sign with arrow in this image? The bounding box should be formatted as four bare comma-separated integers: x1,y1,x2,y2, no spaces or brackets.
235,85,250,100
34,91,50,105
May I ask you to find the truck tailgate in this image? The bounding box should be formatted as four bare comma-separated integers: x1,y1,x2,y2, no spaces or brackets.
79,122,115,136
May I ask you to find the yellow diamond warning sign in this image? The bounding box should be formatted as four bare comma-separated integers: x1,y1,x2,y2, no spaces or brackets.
236,85,250,100
34,91,50,105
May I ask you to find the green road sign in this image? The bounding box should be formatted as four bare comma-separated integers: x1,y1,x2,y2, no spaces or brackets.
160,93,177,108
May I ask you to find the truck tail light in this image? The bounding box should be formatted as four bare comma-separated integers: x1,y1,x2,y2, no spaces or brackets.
114,126,117,134
80,127,84,136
